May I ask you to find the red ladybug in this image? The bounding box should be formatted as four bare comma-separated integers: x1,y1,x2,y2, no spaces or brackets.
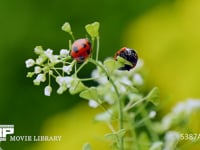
71,38,92,62
114,47,138,71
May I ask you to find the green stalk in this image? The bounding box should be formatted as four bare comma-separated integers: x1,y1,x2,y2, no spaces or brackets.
96,37,100,61
89,58,124,150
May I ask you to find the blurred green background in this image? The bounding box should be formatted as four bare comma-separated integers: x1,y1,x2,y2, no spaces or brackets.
1,0,200,149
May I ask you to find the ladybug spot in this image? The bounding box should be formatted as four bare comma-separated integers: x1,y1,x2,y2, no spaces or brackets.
88,41,91,47
87,49,91,54
79,56,85,61
82,43,87,48
73,46,79,53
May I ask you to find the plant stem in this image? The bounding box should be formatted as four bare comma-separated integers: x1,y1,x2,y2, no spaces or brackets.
89,58,124,150
96,37,100,61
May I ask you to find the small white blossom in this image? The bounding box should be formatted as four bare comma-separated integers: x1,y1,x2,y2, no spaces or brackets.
56,76,74,88
95,109,113,122
163,131,180,150
56,76,65,85
133,73,144,85
64,76,74,88
63,65,73,74
36,56,46,65
120,76,132,86
35,73,46,83
161,114,174,131
60,49,70,57
34,46,43,54
50,55,59,63
149,111,156,119
91,69,108,84
104,94,115,105
150,141,163,150
44,49,59,63
120,85,126,93
88,100,99,108
25,59,35,68
34,66,42,74
44,48,53,58
173,99,200,116
57,87,64,94
44,85,52,96
33,74,46,85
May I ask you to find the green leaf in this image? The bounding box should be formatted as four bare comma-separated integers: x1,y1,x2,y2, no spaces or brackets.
105,129,126,140
117,129,126,138
145,87,160,105
85,22,100,39
138,132,150,150
104,58,123,74
105,132,117,140
80,87,100,102
117,56,133,67
69,79,87,95
82,143,92,150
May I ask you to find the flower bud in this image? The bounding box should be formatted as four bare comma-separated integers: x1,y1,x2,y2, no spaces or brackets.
34,66,42,74
62,22,72,34
44,85,52,96
63,65,73,74
85,22,100,39
25,59,35,68
60,49,70,57
34,46,43,55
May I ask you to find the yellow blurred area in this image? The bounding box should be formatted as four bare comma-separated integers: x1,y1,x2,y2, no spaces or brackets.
123,0,200,108
31,102,112,150
122,0,200,149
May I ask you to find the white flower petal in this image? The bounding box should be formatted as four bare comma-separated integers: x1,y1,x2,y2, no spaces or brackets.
88,100,99,108
44,85,52,96
163,131,180,150
36,74,46,82
34,66,41,74
133,73,144,85
149,111,156,119
120,76,132,86
44,48,53,58
34,46,43,54
25,59,35,68
63,65,73,74
64,76,74,88
57,87,64,94
36,56,46,65
56,76,64,85
60,49,70,57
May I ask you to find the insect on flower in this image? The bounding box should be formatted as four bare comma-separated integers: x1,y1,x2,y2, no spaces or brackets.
70,38,92,62
114,47,138,71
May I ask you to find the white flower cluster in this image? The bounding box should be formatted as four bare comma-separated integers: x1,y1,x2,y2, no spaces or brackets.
158,99,200,132
88,59,144,108
25,46,74,96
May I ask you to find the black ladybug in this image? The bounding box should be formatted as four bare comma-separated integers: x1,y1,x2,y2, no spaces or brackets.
114,47,138,71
